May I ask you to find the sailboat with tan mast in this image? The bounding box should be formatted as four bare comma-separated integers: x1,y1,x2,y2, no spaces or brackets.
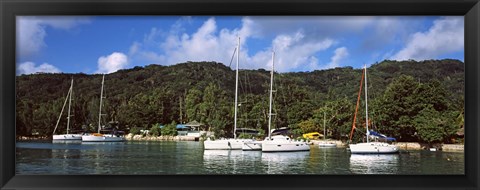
348,65,399,154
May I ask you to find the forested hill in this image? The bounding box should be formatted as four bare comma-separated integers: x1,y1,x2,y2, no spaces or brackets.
16,59,464,143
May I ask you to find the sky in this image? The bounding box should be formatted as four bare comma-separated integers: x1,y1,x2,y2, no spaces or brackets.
16,16,464,75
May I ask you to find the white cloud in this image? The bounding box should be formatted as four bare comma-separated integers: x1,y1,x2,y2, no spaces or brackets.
276,46,349,71
16,16,90,57
360,17,405,52
17,19,46,57
130,17,252,66
129,41,141,55
130,16,460,72
170,16,193,35
391,17,464,61
249,31,335,72
326,47,349,69
130,17,338,72
17,62,61,75
38,17,91,30
248,16,375,39
96,52,129,74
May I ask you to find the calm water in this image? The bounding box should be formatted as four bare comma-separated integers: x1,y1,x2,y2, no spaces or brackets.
16,141,464,175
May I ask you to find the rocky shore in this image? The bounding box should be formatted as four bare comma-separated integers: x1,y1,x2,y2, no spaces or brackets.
126,134,198,141
310,140,464,152
16,135,464,152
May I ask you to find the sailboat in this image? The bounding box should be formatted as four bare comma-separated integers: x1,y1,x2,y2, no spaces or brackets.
261,51,310,152
204,37,254,150
242,137,262,151
348,65,398,154
52,78,83,140
82,75,126,142
318,111,337,148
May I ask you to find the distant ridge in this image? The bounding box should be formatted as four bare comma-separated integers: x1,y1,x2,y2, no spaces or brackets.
16,59,464,139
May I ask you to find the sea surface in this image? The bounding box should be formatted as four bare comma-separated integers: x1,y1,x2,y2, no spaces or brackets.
16,141,464,175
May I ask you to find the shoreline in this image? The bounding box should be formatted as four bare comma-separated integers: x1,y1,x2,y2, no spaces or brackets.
16,135,464,152
126,134,198,141
309,140,464,152
126,136,465,152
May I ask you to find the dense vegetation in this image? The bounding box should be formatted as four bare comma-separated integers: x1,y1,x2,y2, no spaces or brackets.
16,59,464,144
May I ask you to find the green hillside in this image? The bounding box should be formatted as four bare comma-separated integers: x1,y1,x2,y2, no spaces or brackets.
16,59,464,144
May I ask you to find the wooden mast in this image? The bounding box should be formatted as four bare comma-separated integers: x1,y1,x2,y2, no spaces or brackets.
349,67,365,142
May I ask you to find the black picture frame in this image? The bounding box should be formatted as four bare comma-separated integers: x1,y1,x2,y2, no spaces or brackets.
1,0,478,189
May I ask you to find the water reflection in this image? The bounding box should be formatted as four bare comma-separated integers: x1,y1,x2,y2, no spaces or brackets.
203,150,261,174
349,154,399,174
16,141,463,175
81,141,127,145
74,142,128,174
261,151,310,174
50,148,83,174
52,140,82,144
317,148,338,171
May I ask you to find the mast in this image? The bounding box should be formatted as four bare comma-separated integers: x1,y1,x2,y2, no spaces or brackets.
233,37,240,139
323,111,326,141
179,96,183,124
349,67,365,142
98,74,105,134
364,65,369,143
66,78,73,134
268,51,275,139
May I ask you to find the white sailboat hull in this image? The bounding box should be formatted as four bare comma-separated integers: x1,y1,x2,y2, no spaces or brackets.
348,66,400,154
261,135,310,152
52,134,83,140
204,139,253,150
82,134,125,142
52,79,79,142
349,142,399,154
318,142,337,148
242,140,262,151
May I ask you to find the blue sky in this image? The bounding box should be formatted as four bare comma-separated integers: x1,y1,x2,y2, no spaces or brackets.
16,16,464,75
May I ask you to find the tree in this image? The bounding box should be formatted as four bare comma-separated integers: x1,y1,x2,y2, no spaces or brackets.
413,105,457,145
377,75,420,141
185,88,203,122
16,100,34,136
248,98,269,134
117,88,174,129
199,83,217,125
162,121,178,136
15,60,464,141
296,119,318,134
129,127,141,135
149,123,161,136
375,75,455,142
197,83,233,138
317,98,355,141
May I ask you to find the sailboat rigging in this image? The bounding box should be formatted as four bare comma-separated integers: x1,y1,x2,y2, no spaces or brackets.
81,74,125,142
318,110,337,148
349,65,399,154
261,51,310,152
203,37,254,150
52,78,83,140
